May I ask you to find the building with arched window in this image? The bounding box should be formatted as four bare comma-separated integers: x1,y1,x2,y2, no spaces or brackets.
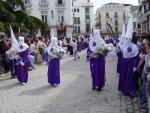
24,0,73,37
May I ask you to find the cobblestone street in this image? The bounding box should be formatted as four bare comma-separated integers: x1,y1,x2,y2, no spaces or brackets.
0,51,148,113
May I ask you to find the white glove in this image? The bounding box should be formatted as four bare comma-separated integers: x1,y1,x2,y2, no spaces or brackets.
133,68,137,72
20,62,25,66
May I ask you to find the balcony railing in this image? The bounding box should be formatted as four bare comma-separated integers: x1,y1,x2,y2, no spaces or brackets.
39,2,49,7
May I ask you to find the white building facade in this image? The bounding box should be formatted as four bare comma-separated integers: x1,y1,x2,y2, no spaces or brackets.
72,0,94,33
95,3,132,35
24,0,73,37
138,0,150,35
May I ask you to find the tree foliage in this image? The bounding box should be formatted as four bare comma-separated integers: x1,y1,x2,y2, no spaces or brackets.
0,0,48,34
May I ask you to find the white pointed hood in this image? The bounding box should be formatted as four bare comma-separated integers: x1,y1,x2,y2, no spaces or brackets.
18,36,29,52
10,26,19,51
121,24,126,38
89,29,105,52
125,15,133,40
47,37,62,55
10,26,28,52
121,15,139,58
118,23,126,49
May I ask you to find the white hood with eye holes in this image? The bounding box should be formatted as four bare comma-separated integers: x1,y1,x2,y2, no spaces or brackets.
17,36,29,52
89,29,106,52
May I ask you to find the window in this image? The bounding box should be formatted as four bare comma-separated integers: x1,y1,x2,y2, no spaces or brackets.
114,12,118,18
99,13,101,19
137,24,141,29
58,0,63,4
85,8,90,14
74,26,77,33
85,15,90,23
25,0,30,4
115,20,118,25
115,27,118,32
78,26,81,33
106,12,109,18
58,16,64,22
74,8,76,12
58,16,61,22
61,16,64,22
41,15,47,23
77,17,80,24
86,24,90,32
74,17,80,24
77,8,80,12
41,0,46,4
74,17,77,24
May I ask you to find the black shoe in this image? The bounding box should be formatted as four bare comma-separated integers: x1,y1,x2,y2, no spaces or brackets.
92,87,96,90
97,88,101,91
10,76,16,79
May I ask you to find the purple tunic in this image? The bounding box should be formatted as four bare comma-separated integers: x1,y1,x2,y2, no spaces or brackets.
44,52,48,63
118,56,138,96
77,41,82,52
86,48,92,62
48,58,60,85
90,56,105,88
15,49,29,83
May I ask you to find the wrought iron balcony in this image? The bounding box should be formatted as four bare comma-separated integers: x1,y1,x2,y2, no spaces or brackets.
39,2,49,7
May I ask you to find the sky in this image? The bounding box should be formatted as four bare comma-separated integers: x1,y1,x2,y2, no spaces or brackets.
93,0,139,13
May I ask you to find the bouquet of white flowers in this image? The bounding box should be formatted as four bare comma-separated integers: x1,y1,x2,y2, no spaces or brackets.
91,44,113,58
48,49,65,62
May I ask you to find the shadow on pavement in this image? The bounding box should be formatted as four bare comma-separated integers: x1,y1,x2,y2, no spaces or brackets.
0,82,21,90
19,85,55,96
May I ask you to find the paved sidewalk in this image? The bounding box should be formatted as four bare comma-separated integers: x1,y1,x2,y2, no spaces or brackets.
0,51,148,113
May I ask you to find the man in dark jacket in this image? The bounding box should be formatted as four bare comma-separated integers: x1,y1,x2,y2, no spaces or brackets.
0,35,9,73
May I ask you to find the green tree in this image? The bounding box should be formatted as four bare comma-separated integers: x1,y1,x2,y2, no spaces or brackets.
0,0,48,34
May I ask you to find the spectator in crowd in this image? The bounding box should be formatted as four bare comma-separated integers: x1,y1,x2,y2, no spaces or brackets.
35,38,42,63
72,39,80,60
0,35,9,73
30,40,37,63
77,37,82,52
144,38,150,112
136,39,147,107
7,44,17,78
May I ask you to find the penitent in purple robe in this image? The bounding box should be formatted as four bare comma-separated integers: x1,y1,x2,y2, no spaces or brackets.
48,58,60,85
90,56,105,89
117,51,123,74
15,49,29,83
118,56,138,96
77,41,82,52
